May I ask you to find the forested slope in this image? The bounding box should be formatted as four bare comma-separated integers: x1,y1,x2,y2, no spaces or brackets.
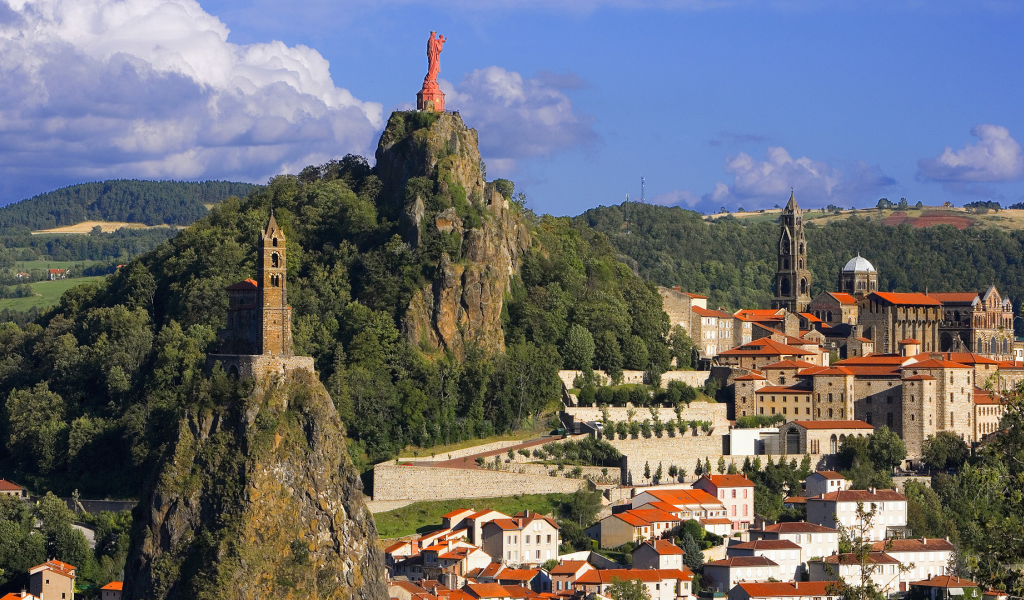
0,116,672,499
579,203,1024,320
0,180,258,230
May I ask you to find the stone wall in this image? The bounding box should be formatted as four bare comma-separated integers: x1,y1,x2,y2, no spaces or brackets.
660,371,713,387
564,402,729,427
372,464,590,501
207,354,315,380
558,370,711,390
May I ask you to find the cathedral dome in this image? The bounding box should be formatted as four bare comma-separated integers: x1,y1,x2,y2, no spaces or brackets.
842,255,875,273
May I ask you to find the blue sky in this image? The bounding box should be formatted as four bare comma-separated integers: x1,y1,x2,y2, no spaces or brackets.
0,0,1021,215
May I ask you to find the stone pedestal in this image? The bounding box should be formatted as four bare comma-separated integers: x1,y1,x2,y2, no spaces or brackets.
417,83,445,112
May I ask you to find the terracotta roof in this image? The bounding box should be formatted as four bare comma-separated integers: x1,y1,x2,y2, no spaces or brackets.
762,522,836,533
486,519,521,531
30,559,75,578
910,576,978,589
705,556,777,567
499,569,541,582
465,583,519,598
829,292,859,305
637,501,681,513
0,479,23,492
835,355,909,366
817,552,899,565
797,366,831,376
730,539,802,551
719,338,815,357
870,292,942,306
548,560,590,575
627,508,681,523
641,489,724,508
761,360,817,370
480,563,505,578
734,309,786,321
468,510,507,520
811,470,845,480
735,373,768,381
444,509,474,519
856,337,873,343
698,474,755,488
101,582,124,591
634,539,684,555
790,420,874,430
814,366,854,376
907,358,973,370
900,338,920,344
756,385,812,394
734,582,832,598
701,518,734,525
870,538,955,552
810,489,905,502
913,352,1001,366
576,569,691,584
800,313,823,323
612,512,651,527
783,496,807,504
902,374,936,381
385,541,412,553
226,278,258,291
0,594,40,600
974,388,1002,405
693,306,734,319
928,293,980,304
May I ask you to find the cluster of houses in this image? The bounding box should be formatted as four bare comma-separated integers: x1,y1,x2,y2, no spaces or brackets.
384,470,1002,600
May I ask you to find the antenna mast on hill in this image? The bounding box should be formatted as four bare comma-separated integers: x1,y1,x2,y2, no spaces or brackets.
640,176,646,204
624,192,630,235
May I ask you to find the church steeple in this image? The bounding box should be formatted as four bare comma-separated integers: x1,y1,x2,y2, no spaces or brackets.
772,191,812,313
257,214,293,356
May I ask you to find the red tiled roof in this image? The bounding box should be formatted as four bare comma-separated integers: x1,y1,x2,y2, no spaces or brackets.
800,313,823,323
782,496,807,504
627,508,681,523
927,293,980,304
548,560,590,575
0,594,39,600
705,556,777,567
498,569,540,582
576,569,692,584
444,509,474,519
0,479,23,492
836,355,909,365
829,292,858,305
465,583,518,598
613,512,651,527
719,338,815,357
730,539,802,550
735,373,767,381
902,374,936,381
385,541,411,553
900,338,920,344
693,306,734,319
907,358,972,370
756,385,812,394
790,420,873,430
762,522,836,533
701,518,733,525
30,559,76,578
226,278,258,291
734,582,832,598
101,582,124,591
870,538,954,552
974,388,1002,405
642,489,724,507
761,360,817,370
910,576,978,588
817,552,899,565
699,474,755,488
815,366,854,376
913,352,1000,366
811,471,846,479
810,489,905,502
634,539,684,555
870,292,942,306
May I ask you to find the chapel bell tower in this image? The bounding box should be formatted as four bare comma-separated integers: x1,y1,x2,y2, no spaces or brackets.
258,215,293,356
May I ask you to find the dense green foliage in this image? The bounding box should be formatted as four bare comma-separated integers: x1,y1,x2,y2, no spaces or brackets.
0,493,129,597
0,180,258,230
579,203,1024,320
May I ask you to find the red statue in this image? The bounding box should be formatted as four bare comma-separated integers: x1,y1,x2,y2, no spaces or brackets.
417,31,446,112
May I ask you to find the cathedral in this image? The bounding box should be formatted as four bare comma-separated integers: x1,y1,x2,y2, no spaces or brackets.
208,215,314,379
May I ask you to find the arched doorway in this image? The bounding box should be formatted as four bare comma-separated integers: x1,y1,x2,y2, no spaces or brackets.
787,429,800,455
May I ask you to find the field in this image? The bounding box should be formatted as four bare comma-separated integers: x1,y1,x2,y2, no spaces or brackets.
31,220,172,235
374,493,570,539
0,276,105,311
706,205,1024,231
15,260,102,271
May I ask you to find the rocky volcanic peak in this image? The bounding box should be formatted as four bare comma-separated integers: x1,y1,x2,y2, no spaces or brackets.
124,370,386,600
376,111,531,357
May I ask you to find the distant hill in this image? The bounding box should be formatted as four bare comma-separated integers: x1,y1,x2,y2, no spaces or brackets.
704,204,1024,232
0,180,260,230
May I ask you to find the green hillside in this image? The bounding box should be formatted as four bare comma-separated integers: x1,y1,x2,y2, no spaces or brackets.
578,202,1024,322
0,180,259,230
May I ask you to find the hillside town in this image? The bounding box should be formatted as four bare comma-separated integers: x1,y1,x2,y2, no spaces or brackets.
374,193,1020,600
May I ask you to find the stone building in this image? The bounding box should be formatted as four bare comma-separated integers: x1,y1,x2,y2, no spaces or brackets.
658,286,707,336
858,292,943,354
779,420,874,455
692,306,736,358
930,287,1015,360
837,255,879,298
772,193,813,314
806,292,859,326
208,215,314,379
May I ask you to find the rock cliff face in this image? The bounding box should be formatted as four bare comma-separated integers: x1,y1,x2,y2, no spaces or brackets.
123,369,386,600
376,111,531,357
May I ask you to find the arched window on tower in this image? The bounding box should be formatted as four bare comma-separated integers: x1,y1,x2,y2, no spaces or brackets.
784,258,790,270
799,243,804,254
272,253,280,268
273,238,278,247
781,277,791,296
800,279,807,295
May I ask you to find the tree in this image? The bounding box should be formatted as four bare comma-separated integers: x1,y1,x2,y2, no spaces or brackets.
827,501,911,600
717,456,726,474
6,383,69,474
566,487,603,527
655,462,664,483
644,461,651,482
622,335,649,371
679,532,704,571
608,577,652,600
595,331,624,380
867,426,906,472
563,324,596,371
922,432,970,471
669,325,694,370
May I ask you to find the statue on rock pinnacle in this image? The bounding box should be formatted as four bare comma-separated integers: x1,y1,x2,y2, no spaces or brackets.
417,31,447,112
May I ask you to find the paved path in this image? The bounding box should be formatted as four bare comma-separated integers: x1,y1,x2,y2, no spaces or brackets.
413,435,562,469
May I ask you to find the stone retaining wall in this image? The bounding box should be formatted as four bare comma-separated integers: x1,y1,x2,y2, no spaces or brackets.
372,463,591,501
564,402,729,427
558,370,712,390
660,371,713,387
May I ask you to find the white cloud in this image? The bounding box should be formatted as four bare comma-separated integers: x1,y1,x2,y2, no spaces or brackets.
440,66,597,170
917,124,1024,183
693,147,895,211
0,0,383,200
650,188,701,207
